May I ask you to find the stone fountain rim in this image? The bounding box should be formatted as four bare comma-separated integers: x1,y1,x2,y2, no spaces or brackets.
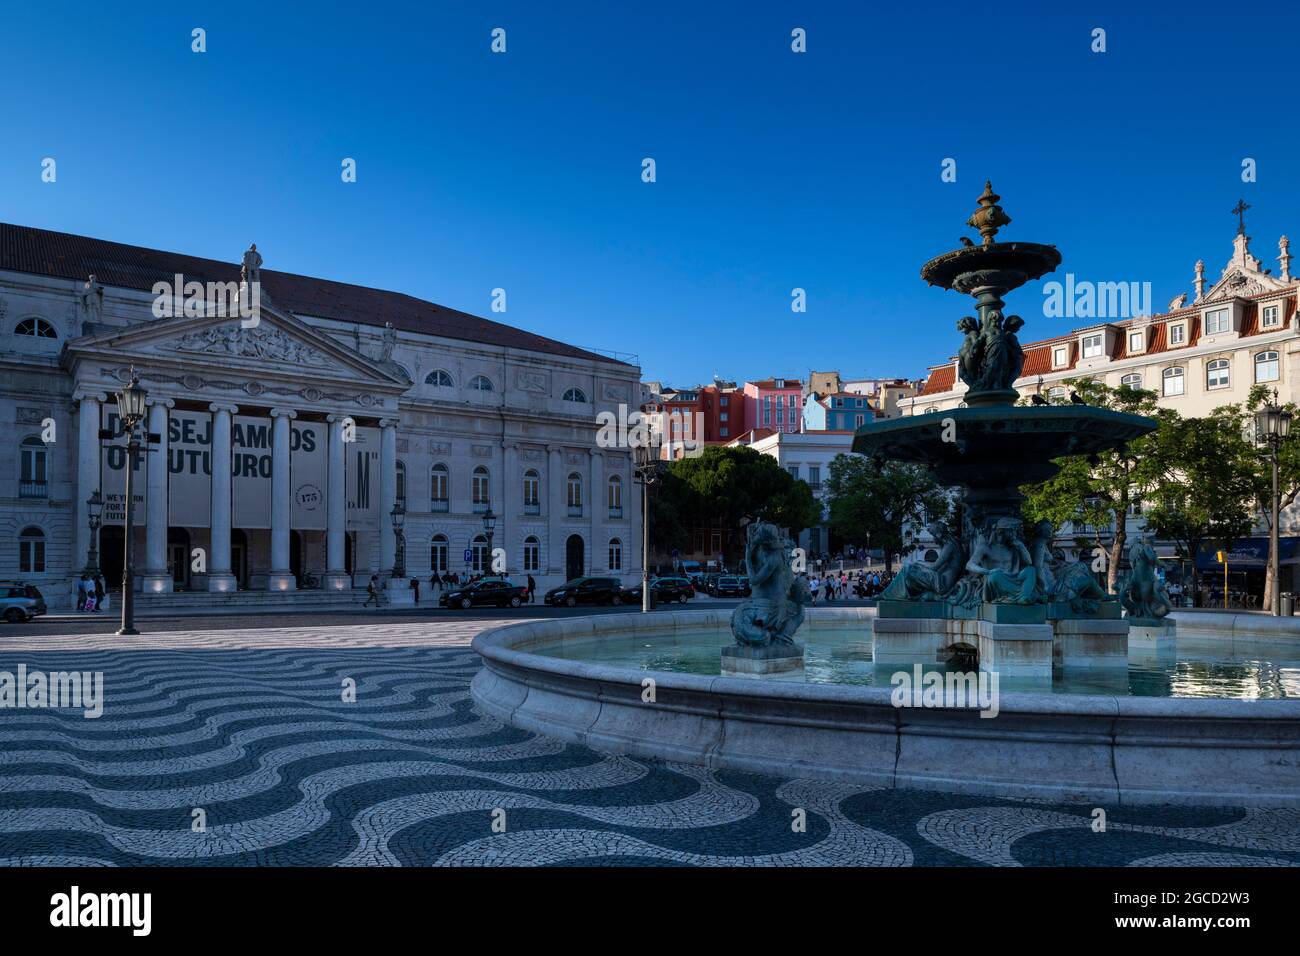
471,607,1300,719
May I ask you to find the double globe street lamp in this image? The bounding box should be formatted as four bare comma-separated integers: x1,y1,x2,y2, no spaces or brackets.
634,442,661,613
1254,392,1294,616
482,506,496,575
390,503,406,580
114,373,149,636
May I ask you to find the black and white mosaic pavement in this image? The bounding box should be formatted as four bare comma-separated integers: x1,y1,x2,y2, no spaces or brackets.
1,623,1297,867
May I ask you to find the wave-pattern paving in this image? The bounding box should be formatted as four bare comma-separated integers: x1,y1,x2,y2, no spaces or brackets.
0,639,1296,866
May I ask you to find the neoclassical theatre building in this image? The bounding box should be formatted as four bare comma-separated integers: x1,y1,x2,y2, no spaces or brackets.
1,223,643,606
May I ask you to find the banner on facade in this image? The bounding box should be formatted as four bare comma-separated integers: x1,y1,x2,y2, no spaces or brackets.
100,405,147,526
104,407,363,531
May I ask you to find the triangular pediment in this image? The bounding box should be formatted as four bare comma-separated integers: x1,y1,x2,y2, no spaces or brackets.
1202,232,1291,303
63,303,408,391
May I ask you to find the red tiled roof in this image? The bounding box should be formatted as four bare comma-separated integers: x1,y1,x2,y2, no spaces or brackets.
0,222,630,366
919,364,955,396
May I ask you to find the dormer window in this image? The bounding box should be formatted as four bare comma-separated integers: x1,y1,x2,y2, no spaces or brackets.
1052,346,1068,368
1128,330,1145,354
1081,333,1103,359
1169,322,1187,346
1204,307,1230,335
1261,302,1282,329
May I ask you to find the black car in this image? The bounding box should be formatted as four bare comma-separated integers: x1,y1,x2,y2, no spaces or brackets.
713,575,751,598
623,577,694,606
544,576,624,607
439,579,528,609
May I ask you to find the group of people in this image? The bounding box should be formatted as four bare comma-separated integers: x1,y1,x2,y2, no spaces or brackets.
75,574,107,612
802,569,892,603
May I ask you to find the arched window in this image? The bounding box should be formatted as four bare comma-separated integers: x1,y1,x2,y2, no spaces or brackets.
562,387,587,403
431,534,449,573
1206,359,1230,390
469,375,494,392
607,475,623,518
14,318,56,339
567,472,583,516
20,436,48,498
1162,366,1185,396
1120,373,1143,388
523,469,541,514
523,536,541,573
472,465,490,512
608,538,623,572
425,369,454,388
431,464,449,511
471,534,489,573
1255,350,1280,383
395,461,407,509
393,365,413,384
19,527,45,573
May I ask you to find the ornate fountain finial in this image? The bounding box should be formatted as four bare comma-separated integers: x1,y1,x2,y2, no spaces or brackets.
967,181,1012,247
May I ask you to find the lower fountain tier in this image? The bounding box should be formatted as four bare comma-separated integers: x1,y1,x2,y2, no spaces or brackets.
852,405,1158,490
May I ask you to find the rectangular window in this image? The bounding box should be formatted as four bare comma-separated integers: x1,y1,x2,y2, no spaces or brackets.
1206,360,1230,390
524,541,540,572
1163,368,1185,396
808,466,820,489
1052,346,1067,367
1262,304,1280,328
1082,334,1103,358
1204,308,1230,335
1128,331,1144,353
608,541,622,572
787,465,799,479
855,413,865,426
776,407,784,424
1169,323,1186,345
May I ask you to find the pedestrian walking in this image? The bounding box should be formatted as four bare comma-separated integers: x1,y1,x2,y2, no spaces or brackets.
76,576,88,612
410,576,420,605
93,575,105,611
527,574,537,603
363,573,382,608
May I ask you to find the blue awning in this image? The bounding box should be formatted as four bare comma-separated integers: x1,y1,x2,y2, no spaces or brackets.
1195,537,1300,570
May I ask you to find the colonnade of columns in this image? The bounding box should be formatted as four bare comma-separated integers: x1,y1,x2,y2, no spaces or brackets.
74,392,395,594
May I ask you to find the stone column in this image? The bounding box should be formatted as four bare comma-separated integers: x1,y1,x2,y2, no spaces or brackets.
267,408,297,591
378,418,398,576
500,442,516,573
207,403,239,592
323,414,350,590
74,390,104,601
548,444,564,573
590,449,604,571
141,398,175,594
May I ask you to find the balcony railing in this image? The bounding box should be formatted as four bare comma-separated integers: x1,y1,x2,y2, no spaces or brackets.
608,506,623,519
525,502,540,515
431,498,449,513
568,505,583,517
19,481,48,498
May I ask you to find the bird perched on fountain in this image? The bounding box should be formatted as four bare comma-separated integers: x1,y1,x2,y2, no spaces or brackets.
1030,393,1048,406
958,236,974,247
1069,391,1086,405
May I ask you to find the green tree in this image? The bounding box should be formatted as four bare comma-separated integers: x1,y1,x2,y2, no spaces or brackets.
1238,385,1300,606
1019,379,1165,590
649,446,820,564
1142,404,1256,606
823,453,949,572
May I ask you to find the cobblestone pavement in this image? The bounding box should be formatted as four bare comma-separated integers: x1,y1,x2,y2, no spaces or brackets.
1,623,1297,867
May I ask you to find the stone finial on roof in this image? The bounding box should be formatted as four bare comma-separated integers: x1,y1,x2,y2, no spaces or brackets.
1280,235,1292,283
1193,259,1206,303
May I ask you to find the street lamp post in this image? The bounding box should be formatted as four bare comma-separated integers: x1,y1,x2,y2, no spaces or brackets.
1254,392,1293,616
390,503,406,580
115,374,148,636
83,489,104,578
482,506,497,575
634,442,661,613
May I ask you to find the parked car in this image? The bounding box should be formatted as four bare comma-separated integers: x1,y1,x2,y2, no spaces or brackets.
655,575,695,596
1,583,46,623
544,576,625,607
713,575,751,598
701,572,724,596
623,577,695,606
439,578,528,609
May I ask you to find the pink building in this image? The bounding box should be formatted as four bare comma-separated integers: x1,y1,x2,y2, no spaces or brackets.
743,378,803,434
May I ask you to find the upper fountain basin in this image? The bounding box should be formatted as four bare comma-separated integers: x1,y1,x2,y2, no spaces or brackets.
920,240,1062,293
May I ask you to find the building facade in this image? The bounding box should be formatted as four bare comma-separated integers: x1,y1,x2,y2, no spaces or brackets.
1,224,643,605
743,378,803,434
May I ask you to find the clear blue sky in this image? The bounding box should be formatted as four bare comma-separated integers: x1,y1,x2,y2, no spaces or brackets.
4,0,1298,386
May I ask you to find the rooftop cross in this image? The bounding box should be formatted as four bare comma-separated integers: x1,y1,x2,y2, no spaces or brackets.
1232,198,1251,236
